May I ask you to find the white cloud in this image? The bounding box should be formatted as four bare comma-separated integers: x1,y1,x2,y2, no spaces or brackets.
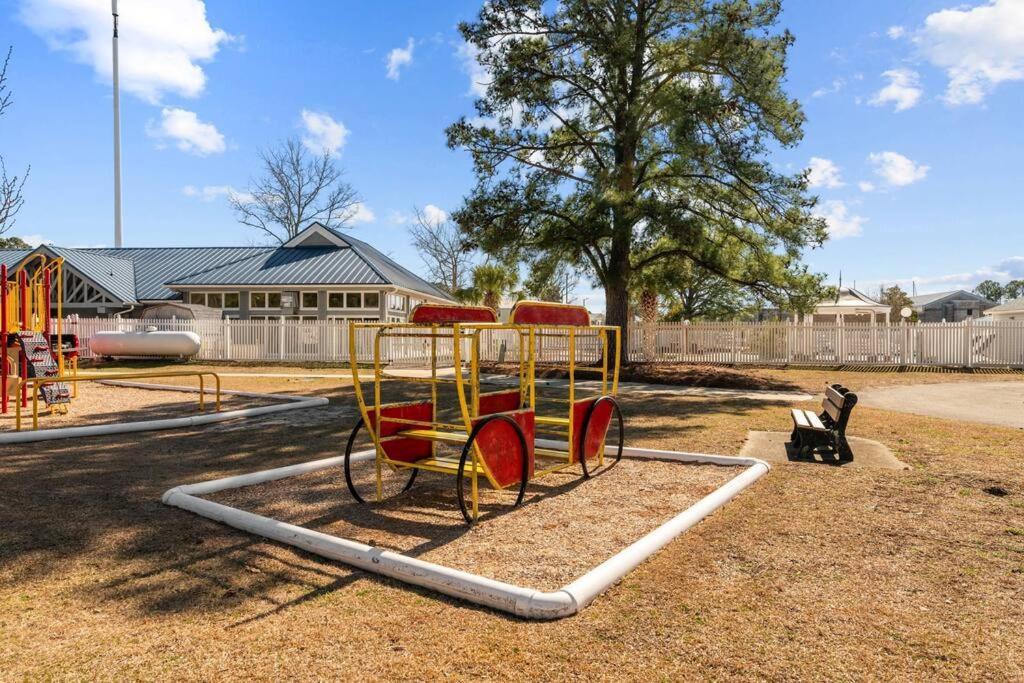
813,200,866,239
917,0,1024,105
388,210,412,225
422,204,448,224
300,109,349,157
811,78,845,98
148,107,225,155
19,233,53,247
997,256,1024,278
887,25,906,39
868,151,929,186
807,157,844,189
858,181,876,192
19,0,233,104
869,68,923,111
348,202,376,224
866,256,1024,294
456,41,489,97
182,184,251,203
386,38,414,80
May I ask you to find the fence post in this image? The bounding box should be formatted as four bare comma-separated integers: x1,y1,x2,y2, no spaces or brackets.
964,317,973,368
223,317,232,361
278,316,285,360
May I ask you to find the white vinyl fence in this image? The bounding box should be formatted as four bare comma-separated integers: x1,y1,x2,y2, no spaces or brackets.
62,317,1024,368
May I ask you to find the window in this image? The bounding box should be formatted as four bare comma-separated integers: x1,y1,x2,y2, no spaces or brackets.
189,292,204,305
250,292,282,309
346,292,361,308
206,293,223,308
301,291,319,309
364,291,380,308
328,292,345,308
224,292,239,309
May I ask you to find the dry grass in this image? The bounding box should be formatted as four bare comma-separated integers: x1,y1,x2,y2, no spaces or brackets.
0,364,1022,680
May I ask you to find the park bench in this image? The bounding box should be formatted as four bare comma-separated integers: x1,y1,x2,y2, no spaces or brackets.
790,384,858,461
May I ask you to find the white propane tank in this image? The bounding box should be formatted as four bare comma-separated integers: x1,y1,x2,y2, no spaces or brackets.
90,330,202,357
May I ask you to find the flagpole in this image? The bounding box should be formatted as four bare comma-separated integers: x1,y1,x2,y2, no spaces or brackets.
112,0,123,247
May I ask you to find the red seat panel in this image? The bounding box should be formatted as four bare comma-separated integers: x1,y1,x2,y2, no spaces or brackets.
572,397,614,463
472,409,535,488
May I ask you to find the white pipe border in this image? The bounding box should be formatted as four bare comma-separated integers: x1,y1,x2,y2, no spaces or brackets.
0,380,328,444
163,443,770,619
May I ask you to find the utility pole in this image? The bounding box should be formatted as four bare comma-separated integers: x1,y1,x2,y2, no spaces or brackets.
111,0,123,247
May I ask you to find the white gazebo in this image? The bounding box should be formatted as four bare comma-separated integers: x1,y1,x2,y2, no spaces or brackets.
810,287,891,324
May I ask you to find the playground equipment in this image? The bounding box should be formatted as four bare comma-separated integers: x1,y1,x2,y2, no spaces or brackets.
1,255,78,418
344,301,624,523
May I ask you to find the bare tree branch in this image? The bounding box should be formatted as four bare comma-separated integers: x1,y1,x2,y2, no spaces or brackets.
0,46,28,236
408,207,475,295
230,138,360,244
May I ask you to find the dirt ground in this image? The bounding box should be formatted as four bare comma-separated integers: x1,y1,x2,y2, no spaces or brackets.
0,382,275,432
1,363,1022,680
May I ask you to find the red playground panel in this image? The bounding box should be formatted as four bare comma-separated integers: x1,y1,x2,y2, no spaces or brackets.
509,301,590,326
478,389,522,415
409,303,497,324
368,401,433,462
572,397,614,463
472,408,536,487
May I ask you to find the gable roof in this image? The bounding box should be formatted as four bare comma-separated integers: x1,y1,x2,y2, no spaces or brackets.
815,287,888,311
44,246,138,303
985,297,1024,314
910,289,993,308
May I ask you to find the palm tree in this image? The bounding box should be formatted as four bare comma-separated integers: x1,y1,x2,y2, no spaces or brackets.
471,263,517,312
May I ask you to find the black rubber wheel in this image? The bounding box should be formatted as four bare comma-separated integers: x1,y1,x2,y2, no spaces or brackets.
456,414,530,525
343,417,417,504
577,396,624,478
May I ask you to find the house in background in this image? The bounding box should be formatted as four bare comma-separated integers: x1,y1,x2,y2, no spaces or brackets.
0,223,453,321
909,290,995,322
809,287,891,323
757,287,891,323
984,298,1024,321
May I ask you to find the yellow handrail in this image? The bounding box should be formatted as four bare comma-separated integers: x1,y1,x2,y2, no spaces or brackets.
15,371,222,431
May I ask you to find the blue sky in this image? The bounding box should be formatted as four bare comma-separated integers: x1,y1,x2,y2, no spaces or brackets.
0,0,1021,311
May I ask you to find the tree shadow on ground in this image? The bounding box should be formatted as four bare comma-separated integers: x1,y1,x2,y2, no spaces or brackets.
0,384,766,624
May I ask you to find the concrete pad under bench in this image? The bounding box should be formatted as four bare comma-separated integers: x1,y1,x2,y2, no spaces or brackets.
740,430,907,470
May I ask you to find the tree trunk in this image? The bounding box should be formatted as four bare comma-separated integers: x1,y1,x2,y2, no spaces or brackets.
605,269,631,367
640,289,658,361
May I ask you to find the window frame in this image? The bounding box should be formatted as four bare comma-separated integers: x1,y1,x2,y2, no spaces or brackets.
300,291,320,310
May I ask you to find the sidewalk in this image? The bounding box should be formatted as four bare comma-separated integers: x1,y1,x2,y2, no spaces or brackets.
211,369,811,402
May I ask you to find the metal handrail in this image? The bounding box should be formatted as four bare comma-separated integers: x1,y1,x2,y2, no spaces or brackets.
16,370,222,431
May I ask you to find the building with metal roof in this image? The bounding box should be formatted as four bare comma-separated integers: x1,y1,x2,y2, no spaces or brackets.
909,289,995,322
0,223,453,321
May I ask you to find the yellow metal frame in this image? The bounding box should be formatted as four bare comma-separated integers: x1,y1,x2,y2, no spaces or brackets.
348,317,621,520
15,370,221,431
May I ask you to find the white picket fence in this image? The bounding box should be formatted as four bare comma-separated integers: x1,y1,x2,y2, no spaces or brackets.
60,317,1024,368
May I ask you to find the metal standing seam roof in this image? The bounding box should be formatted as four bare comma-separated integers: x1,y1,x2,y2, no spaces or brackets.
46,246,138,303
83,246,275,301
1,223,454,303
909,289,991,307
338,230,453,300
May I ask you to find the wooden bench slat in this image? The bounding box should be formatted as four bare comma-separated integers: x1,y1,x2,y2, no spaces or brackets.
791,408,810,427
825,385,846,407
805,411,826,430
